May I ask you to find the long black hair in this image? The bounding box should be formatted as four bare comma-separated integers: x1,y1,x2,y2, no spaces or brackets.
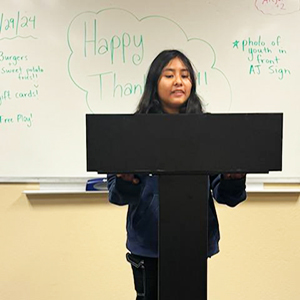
136,50,204,114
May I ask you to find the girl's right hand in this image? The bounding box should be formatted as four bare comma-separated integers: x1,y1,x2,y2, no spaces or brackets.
116,174,140,185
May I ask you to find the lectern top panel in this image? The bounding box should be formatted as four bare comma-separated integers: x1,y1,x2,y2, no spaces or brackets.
86,113,283,174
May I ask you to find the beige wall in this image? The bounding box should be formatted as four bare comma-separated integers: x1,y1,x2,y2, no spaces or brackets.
0,184,299,300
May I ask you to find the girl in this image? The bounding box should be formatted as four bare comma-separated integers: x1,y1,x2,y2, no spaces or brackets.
107,50,246,300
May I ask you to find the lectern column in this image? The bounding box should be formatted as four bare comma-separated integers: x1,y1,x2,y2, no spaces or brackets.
159,175,208,300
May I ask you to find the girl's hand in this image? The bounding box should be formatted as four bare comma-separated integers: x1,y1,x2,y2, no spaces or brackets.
116,174,140,184
223,173,246,180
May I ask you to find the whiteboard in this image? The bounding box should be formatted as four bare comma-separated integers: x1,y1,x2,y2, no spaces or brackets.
0,0,299,180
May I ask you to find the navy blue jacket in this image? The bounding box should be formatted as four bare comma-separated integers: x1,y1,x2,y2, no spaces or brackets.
107,174,246,258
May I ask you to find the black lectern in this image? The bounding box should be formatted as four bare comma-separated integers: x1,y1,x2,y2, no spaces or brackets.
86,114,282,300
